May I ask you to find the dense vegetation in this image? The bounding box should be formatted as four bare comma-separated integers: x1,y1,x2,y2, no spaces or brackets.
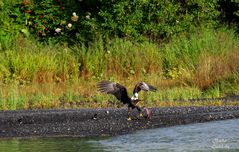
0,0,239,110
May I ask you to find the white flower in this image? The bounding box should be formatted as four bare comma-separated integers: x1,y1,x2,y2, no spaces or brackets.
67,23,72,28
72,12,76,16
86,15,90,19
55,28,61,33
85,12,91,19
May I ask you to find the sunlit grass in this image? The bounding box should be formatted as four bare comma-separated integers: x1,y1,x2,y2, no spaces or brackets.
0,78,239,110
0,28,239,110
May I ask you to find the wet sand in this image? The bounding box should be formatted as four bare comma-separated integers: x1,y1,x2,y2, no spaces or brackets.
0,106,239,138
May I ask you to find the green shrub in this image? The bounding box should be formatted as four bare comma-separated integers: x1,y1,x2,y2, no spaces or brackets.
98,0,220,40
7,0,221,42
12,0,78,41
219,0,239,28
0,0,25,50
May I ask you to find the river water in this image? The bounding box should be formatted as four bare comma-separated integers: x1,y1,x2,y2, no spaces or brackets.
0,119,239,152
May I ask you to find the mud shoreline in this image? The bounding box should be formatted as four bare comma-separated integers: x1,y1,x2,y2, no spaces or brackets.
0,106,239,138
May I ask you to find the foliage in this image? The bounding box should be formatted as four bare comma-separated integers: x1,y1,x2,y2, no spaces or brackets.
2,0,239,43
219,0,239,27
6,0,221,42
11,0,80,41
0,0,25,50
99,0,220,40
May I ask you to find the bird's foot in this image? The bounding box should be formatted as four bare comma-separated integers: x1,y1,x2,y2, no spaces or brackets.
143,107,152,119
127,117,132,121
133,113,143,120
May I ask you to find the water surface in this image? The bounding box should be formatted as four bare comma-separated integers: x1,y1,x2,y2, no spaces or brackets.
1,119,239,152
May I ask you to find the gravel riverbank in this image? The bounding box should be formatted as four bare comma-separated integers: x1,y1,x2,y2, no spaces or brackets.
0,106,239,138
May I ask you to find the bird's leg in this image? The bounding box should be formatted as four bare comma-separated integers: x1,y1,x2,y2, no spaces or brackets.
136,105,152,119
136,105,143,118
132,99,143,118
127,106,132,121
144,107,152,119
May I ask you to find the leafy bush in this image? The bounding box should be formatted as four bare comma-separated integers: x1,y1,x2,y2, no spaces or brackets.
98,0,220,40
219,0,239,27
12,0,81,41
0,0,25,50
8,0,221,42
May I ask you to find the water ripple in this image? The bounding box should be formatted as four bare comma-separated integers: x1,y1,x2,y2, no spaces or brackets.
0,119,239,152
92,119,239,152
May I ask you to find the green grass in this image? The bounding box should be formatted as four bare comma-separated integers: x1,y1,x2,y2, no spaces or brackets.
0,28,239,110
0,82,239,110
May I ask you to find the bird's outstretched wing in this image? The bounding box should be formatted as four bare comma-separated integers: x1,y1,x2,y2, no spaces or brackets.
133,82,157,94
97,80,130,104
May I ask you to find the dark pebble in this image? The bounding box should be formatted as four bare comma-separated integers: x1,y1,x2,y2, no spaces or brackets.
0,106,239,138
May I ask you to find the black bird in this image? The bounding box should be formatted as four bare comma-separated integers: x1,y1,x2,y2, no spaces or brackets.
97,80,157,120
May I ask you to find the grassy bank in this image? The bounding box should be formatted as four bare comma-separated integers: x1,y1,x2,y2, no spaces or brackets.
0,28,239,110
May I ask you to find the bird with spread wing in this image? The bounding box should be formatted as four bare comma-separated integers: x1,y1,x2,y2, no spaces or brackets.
97,80,157,120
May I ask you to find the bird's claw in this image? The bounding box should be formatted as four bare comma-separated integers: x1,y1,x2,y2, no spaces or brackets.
127,117,132,121
144,108,152,119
